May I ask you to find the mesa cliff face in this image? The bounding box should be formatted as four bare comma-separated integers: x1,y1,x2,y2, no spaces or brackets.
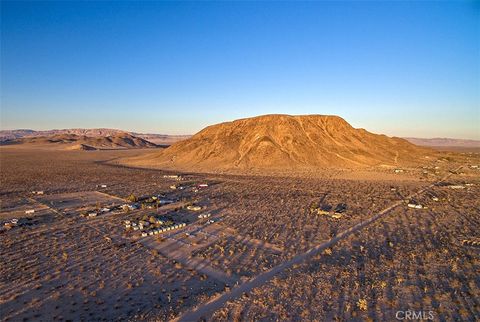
123,114,429,171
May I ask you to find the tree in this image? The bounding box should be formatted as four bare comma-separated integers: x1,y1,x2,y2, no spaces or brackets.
126,193,137,203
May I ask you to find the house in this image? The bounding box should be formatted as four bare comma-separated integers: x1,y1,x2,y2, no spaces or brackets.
432,197,439,202
314,204,344,219
140,220,149,227
141,232,148,237
462,239,480,246
407,202,423,209
25,209,35,215
313,204,332,216
100,184,107,188
122,204,137,211
448,185,465,189
88,212,97,217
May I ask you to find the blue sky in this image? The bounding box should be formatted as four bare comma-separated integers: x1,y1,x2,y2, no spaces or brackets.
1,1,479,138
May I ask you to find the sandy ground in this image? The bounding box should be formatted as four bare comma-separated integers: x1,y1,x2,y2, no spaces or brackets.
1,146,479,321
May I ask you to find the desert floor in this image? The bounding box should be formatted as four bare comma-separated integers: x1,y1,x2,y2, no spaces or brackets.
0,146,479,321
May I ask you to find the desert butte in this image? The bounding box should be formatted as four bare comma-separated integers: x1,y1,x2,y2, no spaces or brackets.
118,114,433,173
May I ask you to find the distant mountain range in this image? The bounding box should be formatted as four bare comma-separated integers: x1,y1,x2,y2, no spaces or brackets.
0,132,160,150
403,137,480,148
0,129,191,146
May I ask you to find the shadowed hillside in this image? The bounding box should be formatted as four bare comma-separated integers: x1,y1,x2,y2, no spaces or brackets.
0,129,190,145
1,133,158,150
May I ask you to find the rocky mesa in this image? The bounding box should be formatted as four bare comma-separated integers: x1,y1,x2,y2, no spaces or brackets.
120,114,430,172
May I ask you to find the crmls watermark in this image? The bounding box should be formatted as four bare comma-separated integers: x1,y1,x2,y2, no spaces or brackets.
396,310,435,320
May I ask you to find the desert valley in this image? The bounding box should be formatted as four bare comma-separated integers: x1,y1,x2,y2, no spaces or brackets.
2,2,479,320
1,114,479,321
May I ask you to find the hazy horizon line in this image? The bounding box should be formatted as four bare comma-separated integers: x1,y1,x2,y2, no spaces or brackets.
1,126,479,142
